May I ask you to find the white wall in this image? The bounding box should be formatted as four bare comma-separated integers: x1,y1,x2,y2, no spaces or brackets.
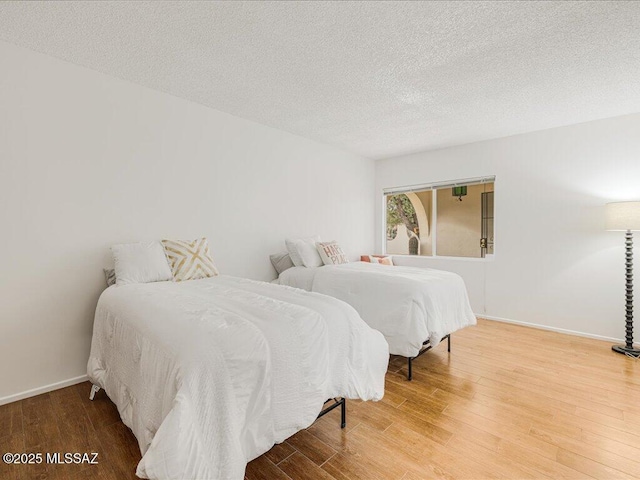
0,41,375,403
376,113,640,342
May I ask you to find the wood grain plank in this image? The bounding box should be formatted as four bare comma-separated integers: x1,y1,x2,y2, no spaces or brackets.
264,441,296,465
530,424,640,477
47,385,106,480
322,452,393,480
0,432,25,480
497,438,593,480
278,452,336,480
285,429,336,466
73,383,122,431
0,402,23,440
556,448,637,480
67,463,117,480
245,455,292,480
95,422,141,480
22,393,62,450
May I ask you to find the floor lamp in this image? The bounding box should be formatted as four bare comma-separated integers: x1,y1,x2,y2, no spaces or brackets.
606,201,640,357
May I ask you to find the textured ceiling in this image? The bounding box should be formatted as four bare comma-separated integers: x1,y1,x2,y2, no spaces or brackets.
1,1,640,159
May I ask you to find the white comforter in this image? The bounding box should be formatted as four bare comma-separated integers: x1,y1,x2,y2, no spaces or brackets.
87,276,388,480
278,262,476,357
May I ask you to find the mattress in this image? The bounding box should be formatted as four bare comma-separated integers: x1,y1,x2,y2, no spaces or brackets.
87,275,388,479
277,262,477,357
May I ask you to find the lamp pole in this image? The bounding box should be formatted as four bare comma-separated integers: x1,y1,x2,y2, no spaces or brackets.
612,230,639,355
606,201,640,357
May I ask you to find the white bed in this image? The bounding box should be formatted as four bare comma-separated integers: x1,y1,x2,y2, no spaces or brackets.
276,262,477,358
87,275,388,480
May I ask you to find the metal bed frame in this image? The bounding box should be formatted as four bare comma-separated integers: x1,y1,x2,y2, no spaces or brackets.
406,334,451,381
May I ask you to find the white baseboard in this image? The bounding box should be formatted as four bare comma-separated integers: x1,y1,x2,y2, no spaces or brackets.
476,313,631,344
0,374,89,406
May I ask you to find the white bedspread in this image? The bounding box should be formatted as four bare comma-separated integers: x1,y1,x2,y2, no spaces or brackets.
87,276,388,480
278,262,476,357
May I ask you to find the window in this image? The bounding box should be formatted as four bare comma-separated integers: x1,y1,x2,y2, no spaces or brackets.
384,177,495,258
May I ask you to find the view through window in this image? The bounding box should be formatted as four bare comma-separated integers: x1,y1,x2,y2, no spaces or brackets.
385,178,494,258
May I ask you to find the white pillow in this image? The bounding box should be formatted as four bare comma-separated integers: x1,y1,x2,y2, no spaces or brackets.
285,236,323,267
111,241,173,285
316,241,349,265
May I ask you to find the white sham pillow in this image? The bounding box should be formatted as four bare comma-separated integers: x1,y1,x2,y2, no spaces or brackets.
285,235,323,267
316,241,349,265
111,241,173,285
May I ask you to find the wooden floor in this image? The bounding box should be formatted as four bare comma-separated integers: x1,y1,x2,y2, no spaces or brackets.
1,319,639,480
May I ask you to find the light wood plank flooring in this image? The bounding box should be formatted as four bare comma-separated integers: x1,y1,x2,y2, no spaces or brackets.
1,319,639,479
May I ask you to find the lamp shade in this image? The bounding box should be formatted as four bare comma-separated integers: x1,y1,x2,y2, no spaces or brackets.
605,201,640,231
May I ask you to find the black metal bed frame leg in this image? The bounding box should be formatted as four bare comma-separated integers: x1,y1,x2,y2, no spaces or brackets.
406,334,451,381
317,398,347,429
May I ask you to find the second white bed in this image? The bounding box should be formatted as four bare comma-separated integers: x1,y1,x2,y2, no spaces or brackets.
277,262,477,358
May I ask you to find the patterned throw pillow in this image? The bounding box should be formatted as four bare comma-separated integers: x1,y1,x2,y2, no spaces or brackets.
161,238,219,282
369,255,393,266
316,241,349,265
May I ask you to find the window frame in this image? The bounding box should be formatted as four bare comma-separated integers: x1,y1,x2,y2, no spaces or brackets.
382,176,496,261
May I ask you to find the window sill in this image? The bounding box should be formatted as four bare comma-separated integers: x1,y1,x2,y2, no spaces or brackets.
385,254,495,262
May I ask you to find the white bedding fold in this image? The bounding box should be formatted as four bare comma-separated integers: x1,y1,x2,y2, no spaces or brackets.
278,262,477,357
87,275,388,480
